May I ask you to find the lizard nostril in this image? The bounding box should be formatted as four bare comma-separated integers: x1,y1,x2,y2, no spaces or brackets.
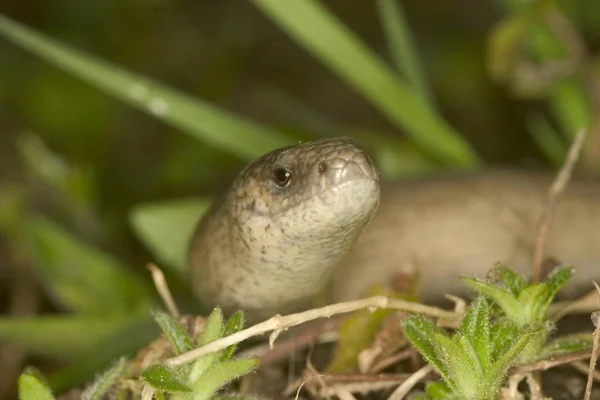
318,162,327,174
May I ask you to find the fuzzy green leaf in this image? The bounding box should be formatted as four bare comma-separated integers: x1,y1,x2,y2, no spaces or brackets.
482,327,540,396
190,358,259,400
188,307,226,383
141,364,192,392
540,333,594,359
81,357,127,400
462,277,525,326
402,316,453,384
432,331,479,398
488,319,519,362
459,296,491,372
424,381,453,399
18,367,56,400
499,267,527,296
545,267,574,298
220,311,245,362
151,309,195,356
199,307,225,346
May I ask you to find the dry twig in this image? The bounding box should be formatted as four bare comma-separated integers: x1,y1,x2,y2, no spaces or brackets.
165,296,459,367
583,282,600,400
386,365,433,400
532,128,587,282
147,263,180,318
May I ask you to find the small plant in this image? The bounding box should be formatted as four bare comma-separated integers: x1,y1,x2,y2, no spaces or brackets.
401,265,593,400
140,308,258,400
17,308,258,400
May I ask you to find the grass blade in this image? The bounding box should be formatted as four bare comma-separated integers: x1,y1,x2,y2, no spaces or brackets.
376,0,432,104
0,14,292,160
251,0,479,167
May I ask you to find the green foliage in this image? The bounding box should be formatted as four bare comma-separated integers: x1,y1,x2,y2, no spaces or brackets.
462,266,573,328
141,308,258,400
81,358,128,400
252,0,478,167
401,266,591,399
18,368,56,400
130,199,212,275
151,310,195,356
0,14,293,161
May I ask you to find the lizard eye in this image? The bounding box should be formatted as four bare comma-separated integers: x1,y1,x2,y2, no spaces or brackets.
273,167,291,187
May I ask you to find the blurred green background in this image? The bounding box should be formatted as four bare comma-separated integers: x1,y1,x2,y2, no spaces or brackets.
1,0,600,398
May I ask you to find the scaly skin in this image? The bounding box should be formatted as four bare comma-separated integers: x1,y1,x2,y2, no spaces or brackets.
188,137,600,319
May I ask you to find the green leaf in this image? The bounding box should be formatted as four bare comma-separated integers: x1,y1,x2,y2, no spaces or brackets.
482,327,540,396
525,112,567,166
424,381,453,399
25,216,150,315
540,333,594,359
199,307,225,346
187,307,226,383
81,357,127,400
461,277,525,326
251,0,478,167
17,133,96,213
130,199,211,276
0,315,134,360
18,367,56,400
488,319,519,362
459,296,491,372
545,266,574,298
376,0,432,104
498,267,527,296
151,309,195,356
220,311,245,362
518,283,555,326
402,316,453,387
189,358,259,400
141,364,192,392
0,14,293,161
432,332,478,398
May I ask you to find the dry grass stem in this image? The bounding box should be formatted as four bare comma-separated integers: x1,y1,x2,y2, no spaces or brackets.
571,361,600,382
511,350,592,374
549,288,600,320
386,365,433,400
147,263,180,318
532,128,587,282
165,295,459,367
583,282,600,400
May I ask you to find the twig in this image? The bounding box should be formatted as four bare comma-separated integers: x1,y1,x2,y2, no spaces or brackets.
532,128,587,282
147,263,180,318
386,365,433,400
549,288,600,321
165,296,459,367
511,349,592,374
571,361,600,382
583,282,600,400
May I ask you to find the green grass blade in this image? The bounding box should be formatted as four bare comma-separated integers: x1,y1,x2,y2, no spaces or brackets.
25,216,151,315
376,0,432,104
525,112,566,166
251,0,479,168
129,199,211,276
0,14,292,160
